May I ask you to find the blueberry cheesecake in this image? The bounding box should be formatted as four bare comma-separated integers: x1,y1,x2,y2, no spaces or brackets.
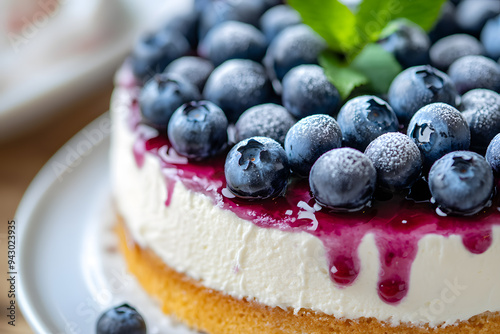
110,1,500,333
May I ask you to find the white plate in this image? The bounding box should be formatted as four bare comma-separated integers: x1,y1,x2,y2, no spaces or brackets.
0,0,192,141
17,113,197,334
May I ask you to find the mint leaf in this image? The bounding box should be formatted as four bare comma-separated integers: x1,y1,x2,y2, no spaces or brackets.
319,53,369,99
288,0,360,54
355,0,447,45
351,44,402,94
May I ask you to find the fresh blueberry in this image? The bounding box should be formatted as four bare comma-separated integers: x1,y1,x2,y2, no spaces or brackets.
198,21,267,66
284,114,342,177
429,151,494,215
164,8,199,48
168,101,228,159
429,34,484,71
486,133,500,174
225,137,290,199
96,304,146,334
388,65,458,124
131,29,190,83
203,59,273,123
282,65,340,119
378,21,430,68
429,2,459,43
264,24,326,81
194,0,211,13
364,132,423,190
407,103,470,168
481,15,500,60
337,96,399,151
139,74,201,127
309,148,376,211
260,5,301,43
235,103,295,145
462,89,500,151
456,0,500,35
448,55,500,94
164,56,214,91
198,0,268,40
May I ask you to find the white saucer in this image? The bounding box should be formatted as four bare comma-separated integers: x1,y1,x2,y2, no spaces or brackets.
17,113,197,333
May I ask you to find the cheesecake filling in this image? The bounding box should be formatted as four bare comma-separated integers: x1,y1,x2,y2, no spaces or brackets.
111,65,500,328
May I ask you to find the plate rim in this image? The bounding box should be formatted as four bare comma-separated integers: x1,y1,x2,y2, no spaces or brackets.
16,112,110,333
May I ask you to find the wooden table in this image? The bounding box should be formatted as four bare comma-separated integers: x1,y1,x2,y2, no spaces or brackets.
0,82,114,333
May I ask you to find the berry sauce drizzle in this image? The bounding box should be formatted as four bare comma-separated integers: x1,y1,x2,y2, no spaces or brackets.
119,66,500,305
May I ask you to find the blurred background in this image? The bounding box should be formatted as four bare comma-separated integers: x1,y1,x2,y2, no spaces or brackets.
0,0,187,332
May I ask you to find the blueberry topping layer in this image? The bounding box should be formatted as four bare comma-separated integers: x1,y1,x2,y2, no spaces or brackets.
139,74,201,127
284,114,342,177
235,103,295,145
282,64,340,119
309,148,376,211
461,89,500,151
388,65,458,124
407,103,470,168
429,151,494,215
168,101,228,160
365,132,422,190
225,137,290,199
131,29,190,83
337,96,399,151
203,59,273,123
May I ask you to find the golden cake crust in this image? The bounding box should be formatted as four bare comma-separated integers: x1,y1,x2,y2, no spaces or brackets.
117,216,500,334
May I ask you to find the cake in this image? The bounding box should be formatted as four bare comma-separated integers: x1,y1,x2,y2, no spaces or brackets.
105,1,500,333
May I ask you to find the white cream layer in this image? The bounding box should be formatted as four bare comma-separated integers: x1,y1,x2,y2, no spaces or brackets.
110,87,500,328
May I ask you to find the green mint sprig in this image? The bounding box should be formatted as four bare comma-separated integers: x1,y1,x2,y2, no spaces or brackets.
288,0,447,99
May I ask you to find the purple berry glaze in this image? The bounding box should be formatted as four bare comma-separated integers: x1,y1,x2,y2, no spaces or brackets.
118,64,500,305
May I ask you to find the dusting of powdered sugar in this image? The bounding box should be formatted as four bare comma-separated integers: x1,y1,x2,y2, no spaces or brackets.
461,89,500,147
364,132,421,174
235,103,296,144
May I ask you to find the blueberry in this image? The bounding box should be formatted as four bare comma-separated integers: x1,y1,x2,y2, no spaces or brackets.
309,148,376,211
164,56,214,91
407,103,470,168
96,304,146,334
486,133,500,174
337,96,399,151
163,8,199,48
429,34,484,71
429,151,494,215
456,0,500,35
260,5,301,43
198,21,267,66
203,59,273,123
461,89,500,151
235,103,295,145
378,21,430,68
168,101,228,159
198,0,268,40
139,74,201,127
388,65,458,124
194,0,211,13
364,132,422,190
264,24,326,81
429,2,459,43
225,137,290,199
284,114,342,177
282,65,340,119
131,29,190,83
448,55,500,94
481,15,500,60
